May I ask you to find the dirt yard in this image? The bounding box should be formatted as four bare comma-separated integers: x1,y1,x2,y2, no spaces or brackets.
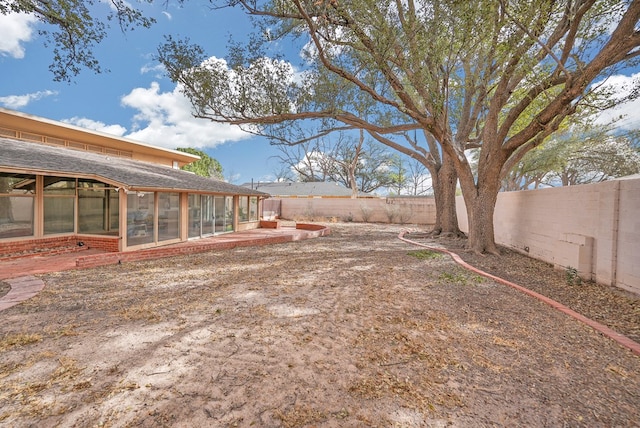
1,223,639,427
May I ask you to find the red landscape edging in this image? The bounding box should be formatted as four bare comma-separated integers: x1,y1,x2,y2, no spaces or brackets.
398,231,640,357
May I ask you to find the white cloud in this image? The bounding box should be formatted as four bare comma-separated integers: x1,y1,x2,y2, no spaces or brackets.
140,63,166,79
120,81,251,149
0,13,38,59
592,72,640,131
99,0,133,11
62,117,127,137
0,90,58,109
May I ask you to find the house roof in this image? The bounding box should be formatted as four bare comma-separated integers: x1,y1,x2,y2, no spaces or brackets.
1,137,267,196
0,108,198,168
242,181,367,197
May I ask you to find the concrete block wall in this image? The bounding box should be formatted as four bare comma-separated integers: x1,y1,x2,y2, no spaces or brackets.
456,177,640,295
278,197,436,225
616,178,640,294
554,234,594,280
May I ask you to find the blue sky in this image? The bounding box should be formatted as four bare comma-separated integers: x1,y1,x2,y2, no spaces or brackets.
0,2,285,184
1,2,639,187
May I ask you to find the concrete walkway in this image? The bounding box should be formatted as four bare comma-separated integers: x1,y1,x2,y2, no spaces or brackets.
0,225,330,311
0,276,46,311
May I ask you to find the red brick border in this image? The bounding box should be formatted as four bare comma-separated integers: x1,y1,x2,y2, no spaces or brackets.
76,224,330,268
0,235,119,259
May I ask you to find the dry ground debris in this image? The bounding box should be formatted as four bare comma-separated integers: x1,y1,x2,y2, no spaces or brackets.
1,223,638,427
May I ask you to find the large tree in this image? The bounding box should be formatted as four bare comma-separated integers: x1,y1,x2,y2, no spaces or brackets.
159,25,462,236
158,0,640,253
1,0,159,82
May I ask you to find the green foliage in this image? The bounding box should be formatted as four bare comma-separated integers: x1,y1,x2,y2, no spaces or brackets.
2,0,158,82
176,147,224,179
439,270,485,286
565,267,582,286
407,250,443,260
343,140,398,194
503,125,640,190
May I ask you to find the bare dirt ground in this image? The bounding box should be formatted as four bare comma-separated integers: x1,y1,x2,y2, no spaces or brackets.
1,222,639,427
0,281,9,298
404,233,640,346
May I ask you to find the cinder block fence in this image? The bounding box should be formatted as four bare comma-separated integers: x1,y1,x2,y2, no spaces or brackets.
268,196,437,225
456,176,640,295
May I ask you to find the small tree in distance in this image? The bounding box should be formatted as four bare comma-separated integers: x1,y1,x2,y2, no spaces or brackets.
177,147,224,179
275,132,399,196
502,123,640,190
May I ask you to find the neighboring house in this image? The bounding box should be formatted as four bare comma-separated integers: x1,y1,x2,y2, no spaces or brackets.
0,108,268,255
242,181,368,197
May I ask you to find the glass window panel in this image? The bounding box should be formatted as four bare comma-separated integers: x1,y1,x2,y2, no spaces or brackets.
44,177,76,194
78,179,106,189
78,187,119,235
188,194,201,238
225,196,234,231
126,191,154,245
0,173,36,195
110,191,120,230
249,197,258,221
158,192,180,242
0,173,35,239
201,195,215,236
44,196,75,234
0,196,33,238
214,196,226,233
238,196,248,222
78,188,105,234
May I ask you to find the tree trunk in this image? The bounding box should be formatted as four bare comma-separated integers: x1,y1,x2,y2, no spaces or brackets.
457,160,501,254
348,168,358,199
430,154,462,236
464,185,500,254
350,129,365,198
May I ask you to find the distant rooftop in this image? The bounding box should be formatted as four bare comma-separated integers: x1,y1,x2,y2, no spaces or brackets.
241,181,370,197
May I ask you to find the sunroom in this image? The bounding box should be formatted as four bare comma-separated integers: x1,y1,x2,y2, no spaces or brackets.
0,109,267,256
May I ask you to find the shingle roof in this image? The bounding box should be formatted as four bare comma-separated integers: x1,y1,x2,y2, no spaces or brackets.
1,138,267,196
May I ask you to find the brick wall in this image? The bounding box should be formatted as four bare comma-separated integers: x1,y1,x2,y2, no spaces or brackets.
76,235,120,252
0,235,119,258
